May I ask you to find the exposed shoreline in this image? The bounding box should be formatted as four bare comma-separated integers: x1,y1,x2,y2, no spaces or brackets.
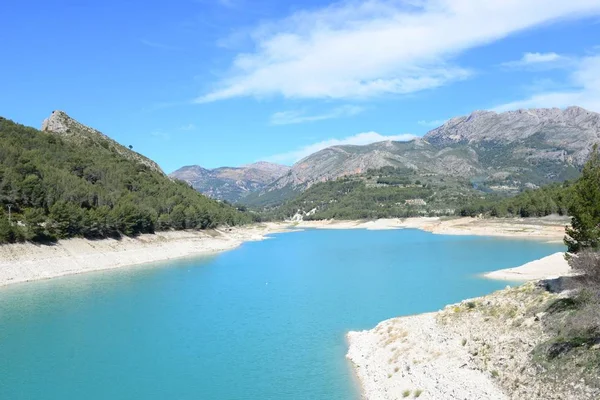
0,216,575,397
345,216,572,400
346,275,597,400
0,216,568,288
296,215,568,242
0,223,291,287
483,252,570,281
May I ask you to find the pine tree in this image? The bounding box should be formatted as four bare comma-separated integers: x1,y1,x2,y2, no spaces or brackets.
565,145,600,253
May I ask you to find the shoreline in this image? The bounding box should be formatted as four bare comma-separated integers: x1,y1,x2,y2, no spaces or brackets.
482,252,570,281
295,215,568,242
0,215,576,397
0,216,568,288
345,218,571,399
345,275,594,399
0,223,292,288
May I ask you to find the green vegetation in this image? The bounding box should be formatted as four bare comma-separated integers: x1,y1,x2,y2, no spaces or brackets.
253,160,583,222
0,117,251,244
458,181,574,218
257,167,479,220
565,145,600,252
530,146,600,391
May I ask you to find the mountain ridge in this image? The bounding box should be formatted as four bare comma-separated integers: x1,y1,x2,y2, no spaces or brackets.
170,162,290,202
41,110,165,174
242,106,599,206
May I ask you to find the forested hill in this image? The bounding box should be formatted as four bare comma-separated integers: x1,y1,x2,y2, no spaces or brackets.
0,115,251,244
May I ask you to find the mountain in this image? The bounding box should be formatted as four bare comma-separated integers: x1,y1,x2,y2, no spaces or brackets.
42,110,164,174
170,162,290,203
245,106,599,207
0,112,250,244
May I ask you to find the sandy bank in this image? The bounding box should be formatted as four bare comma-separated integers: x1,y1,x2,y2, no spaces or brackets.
0,216,568,288
347,282,596,400
483,252,571,281
297,216,568,241
347,312,508,400
0,223,289,287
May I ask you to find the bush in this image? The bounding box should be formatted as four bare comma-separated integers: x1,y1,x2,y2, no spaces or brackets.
568,250,600,285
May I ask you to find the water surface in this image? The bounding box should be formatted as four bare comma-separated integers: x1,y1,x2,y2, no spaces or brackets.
0,229,563,399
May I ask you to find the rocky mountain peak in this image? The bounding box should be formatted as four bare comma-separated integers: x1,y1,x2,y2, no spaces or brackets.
424,106,600,157
41,110,72,133
41,110,164,174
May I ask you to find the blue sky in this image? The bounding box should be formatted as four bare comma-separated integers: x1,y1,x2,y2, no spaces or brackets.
2,1,600,172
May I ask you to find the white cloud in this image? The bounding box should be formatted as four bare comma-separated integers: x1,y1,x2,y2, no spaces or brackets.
180,123,196,131
270,105,365,125
493,54,600,112
196,0,600,103
418,119,447,128
501,52,567,68
265,131,417,164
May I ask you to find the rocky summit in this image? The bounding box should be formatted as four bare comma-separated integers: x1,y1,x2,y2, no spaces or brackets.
42,110,164,174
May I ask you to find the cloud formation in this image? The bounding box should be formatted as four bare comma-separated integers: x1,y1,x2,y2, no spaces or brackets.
180,123,196,131
270,105,365,125
265,131,417,164
196,0,600,103
501,52,568,69
493,54,600,112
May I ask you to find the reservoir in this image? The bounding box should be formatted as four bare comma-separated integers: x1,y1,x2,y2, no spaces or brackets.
0,229,563,399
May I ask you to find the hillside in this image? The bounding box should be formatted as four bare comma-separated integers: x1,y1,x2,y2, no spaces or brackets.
0,113,251,244
244,106,598,207
42,110,164,174
261,166,478,220
170,162,290,202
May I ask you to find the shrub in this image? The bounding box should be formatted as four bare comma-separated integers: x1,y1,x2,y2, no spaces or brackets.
568,250,600,285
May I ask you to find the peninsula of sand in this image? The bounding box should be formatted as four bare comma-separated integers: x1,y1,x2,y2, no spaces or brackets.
0,216,568,288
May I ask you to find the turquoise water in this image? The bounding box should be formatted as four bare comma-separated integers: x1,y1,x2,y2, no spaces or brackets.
0,229,563,399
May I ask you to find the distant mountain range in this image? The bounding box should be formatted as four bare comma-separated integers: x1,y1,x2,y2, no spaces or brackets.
169,162,290,203
235,106,599,207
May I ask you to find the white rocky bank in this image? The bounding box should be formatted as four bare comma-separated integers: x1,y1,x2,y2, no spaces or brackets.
346,254,598,400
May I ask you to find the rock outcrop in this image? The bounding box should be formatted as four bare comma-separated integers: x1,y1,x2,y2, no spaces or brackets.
42,110,164,174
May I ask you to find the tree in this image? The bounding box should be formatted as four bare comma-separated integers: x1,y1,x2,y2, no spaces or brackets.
49,202,83,238
0,117,251,244
563,145,600,287
23,208,51,241
0,211,17,243
565,145,600,253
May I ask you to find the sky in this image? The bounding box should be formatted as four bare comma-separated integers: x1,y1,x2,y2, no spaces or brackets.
2,0,600,172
